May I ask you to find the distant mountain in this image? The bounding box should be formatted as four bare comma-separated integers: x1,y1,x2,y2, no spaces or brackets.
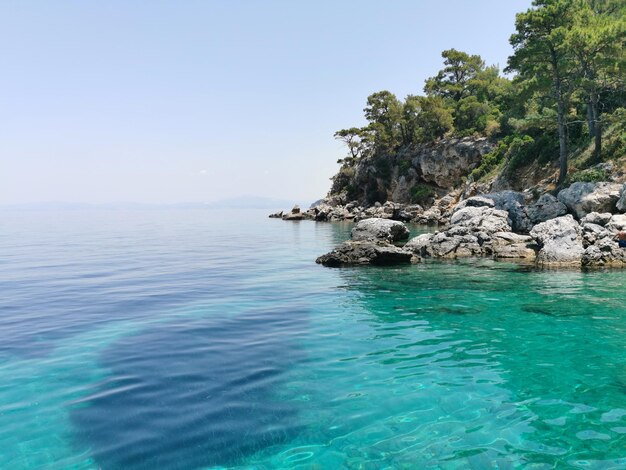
0,197,309,211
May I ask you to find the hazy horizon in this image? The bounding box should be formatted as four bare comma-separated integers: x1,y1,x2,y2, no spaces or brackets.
1,0,532,205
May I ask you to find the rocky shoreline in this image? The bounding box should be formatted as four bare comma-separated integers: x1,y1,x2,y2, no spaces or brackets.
272,181,626,269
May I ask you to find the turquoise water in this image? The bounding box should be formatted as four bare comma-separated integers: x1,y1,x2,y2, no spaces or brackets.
1,209,626,469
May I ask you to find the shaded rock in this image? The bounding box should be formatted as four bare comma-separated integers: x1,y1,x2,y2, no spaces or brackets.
530,215,584,266
527,194,568,225
351,218,410,243
282,212,304,221
582,238,626,267
557,182,622,219
268,211,283,219
291,205,300,214
316,241,412,267
482,191,531,233
581,222,611,248
454,196,495,211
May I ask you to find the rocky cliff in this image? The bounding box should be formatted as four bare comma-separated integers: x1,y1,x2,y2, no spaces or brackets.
329,137,494,206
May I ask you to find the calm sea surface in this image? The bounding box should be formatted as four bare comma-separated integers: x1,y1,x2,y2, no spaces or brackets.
1,208,626,469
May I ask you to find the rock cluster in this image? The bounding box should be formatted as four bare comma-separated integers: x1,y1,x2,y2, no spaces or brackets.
404,206,536,261
285,181,626,269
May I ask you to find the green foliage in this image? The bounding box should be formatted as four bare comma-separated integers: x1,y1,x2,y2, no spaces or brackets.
363,91,403,152
568,167,609,183
424,49,485,101
403,95,454,142
398,159,412,177
334,127,371,160
505,135,539,174
331,0,626,197
471,135,537,180
410,184,435,204
373,156,392,180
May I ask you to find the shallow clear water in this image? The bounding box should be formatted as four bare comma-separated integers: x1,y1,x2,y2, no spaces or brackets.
1,209,626,469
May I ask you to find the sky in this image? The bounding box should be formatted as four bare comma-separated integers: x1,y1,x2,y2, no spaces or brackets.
0,0,533,205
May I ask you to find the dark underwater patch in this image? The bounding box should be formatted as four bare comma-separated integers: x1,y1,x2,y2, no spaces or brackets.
70,307,307,469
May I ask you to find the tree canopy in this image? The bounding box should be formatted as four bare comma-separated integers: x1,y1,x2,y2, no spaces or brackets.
334,0,625,188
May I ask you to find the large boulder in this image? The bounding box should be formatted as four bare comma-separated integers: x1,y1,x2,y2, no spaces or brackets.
527,194,568,226
530,215,584,266
316,241,412,267
351,218,410,242
450,206,512,233
557,182,622,219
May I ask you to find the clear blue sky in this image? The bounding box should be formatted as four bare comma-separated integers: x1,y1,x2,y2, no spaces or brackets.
0,0,532,204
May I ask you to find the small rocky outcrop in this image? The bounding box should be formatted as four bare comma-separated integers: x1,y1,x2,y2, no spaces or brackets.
557,182,622,219
530,215,585,266
315,241,412,267
351,218,410,242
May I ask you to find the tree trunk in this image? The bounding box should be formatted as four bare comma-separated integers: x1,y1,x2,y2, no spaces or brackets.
595,117,602,163
586,99,596,137
590,93,601,162
557,96,568,187
550,46,568,188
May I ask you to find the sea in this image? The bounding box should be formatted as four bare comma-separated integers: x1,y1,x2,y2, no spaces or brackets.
1,208,625,469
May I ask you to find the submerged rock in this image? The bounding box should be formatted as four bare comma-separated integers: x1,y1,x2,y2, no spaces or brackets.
316,241,413,267
351,218,410,243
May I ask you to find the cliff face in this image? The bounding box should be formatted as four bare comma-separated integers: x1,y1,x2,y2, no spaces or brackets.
329,137,494,206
